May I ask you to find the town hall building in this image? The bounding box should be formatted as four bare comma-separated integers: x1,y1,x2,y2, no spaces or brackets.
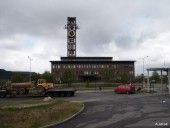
50,17,135,83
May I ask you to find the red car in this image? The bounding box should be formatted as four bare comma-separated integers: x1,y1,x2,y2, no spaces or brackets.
115,84,135,94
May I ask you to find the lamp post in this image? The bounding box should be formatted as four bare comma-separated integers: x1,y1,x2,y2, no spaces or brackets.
28,56,32,82
140,56,148,88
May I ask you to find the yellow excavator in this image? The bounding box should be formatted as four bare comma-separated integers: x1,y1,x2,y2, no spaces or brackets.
36,79,53,93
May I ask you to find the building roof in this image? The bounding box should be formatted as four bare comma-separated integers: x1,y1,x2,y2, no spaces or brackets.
50,57,136,64
50,61,135,64
147,68,170,71
61,57,113,61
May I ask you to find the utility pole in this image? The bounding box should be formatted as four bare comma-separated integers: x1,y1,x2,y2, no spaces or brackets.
140,56,148,88
28,56,33,82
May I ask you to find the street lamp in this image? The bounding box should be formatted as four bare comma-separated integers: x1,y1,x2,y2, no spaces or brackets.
140,56,148,88
28,56,33,82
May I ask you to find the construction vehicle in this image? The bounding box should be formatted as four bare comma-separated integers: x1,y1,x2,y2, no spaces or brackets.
0,88,16,98
0,79,76,97
11,79,54,95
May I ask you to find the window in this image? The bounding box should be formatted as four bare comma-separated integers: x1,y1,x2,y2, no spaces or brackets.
84,71,88,75
53,65,55,69
117,76,121,80
129,71,134,74
56,77,61,81
115,72,119,74
113,65,117,68
94,71,99,75
119,85,125,88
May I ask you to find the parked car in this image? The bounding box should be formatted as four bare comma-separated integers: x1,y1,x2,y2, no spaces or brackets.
114,83,135,94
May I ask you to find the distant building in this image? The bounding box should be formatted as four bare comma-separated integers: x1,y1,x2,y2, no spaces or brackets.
50,17,135,83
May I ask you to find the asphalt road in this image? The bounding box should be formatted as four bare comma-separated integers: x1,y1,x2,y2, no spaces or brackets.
1,91,170,128
50,91,170,128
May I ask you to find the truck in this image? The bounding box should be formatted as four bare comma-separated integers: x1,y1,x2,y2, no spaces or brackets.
11,79,54,95
0,79,76,98
0,86,17,98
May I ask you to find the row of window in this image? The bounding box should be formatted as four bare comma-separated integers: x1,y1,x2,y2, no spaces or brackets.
55,71,100,75
56,77,86,82
55,70,134,75
84,71,99,75
55,76,133,82
52,64,133,69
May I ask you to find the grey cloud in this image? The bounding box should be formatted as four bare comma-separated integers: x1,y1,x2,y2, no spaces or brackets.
1,0,170,73
114,34,133,48
137,32,157,43
1,0,170,46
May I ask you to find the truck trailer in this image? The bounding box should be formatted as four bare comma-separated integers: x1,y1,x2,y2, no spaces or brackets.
0,79,76,98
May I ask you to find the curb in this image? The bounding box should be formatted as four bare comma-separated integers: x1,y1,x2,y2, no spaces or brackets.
41,102,85,128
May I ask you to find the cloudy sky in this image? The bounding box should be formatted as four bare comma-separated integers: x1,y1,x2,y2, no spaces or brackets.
0,0,170,75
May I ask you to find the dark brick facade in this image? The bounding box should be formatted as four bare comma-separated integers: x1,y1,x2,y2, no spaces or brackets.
50,57,135,83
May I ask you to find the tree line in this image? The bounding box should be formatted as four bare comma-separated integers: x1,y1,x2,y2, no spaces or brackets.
0,71,53,86
0,69,165,87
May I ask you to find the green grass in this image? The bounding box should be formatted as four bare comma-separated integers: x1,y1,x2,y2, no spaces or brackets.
0,100,83,128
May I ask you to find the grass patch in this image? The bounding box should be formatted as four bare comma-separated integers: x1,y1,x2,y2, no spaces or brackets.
0,99,83,128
